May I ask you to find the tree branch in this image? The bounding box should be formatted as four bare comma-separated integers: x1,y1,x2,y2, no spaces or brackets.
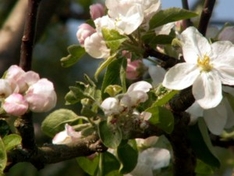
181,0,193,29
6,133,107,171
198,0,216,35
19,0,41,71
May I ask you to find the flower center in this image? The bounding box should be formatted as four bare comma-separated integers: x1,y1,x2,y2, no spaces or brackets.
197,55,213,72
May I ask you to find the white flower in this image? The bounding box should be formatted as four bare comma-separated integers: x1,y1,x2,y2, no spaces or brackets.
100,97,123,116
148,65,166,87
163,26,234,109
105,0,144,35
84,32,110,59
0,79,13,98
126,148,170,176
52,124,81,144
187,93,234,135
24,78,57,112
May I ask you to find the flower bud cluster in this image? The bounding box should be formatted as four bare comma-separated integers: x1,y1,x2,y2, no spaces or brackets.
101,81,152,129
1,65,57,116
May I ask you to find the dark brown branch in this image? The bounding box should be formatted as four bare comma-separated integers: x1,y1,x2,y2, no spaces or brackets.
165,112,196,176
19,0,41,71
198,0,216,36
6,134,107,171
144,47,181,69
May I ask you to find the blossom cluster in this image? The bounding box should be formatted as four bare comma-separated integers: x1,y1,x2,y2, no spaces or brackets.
0,65,57,116
76,0,173,59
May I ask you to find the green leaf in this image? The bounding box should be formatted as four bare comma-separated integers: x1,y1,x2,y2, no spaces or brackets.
41,109,84,137
195,159,215,175
142,34,174,47
0,138,7,174
102,152,120,175
188,118,220,168
65,86,89,105
117,143,138,174
0,120,11,137
3,134,21,151
149,8,198,29
77,155,99,175
60,45,86,67
104,85,123,97
146,106,174,134
102,28,127,52
101,57,125,99
94,54,116,80
153,90,178,106
98,121,122,149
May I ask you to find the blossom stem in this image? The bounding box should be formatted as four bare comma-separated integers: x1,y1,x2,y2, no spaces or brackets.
19,0,41,71
198,0,216,35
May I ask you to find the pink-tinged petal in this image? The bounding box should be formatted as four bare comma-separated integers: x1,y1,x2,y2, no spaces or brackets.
203,100,227,135
2,93,28,116
162,63,199,90
193,71,222,109
180,27,211,63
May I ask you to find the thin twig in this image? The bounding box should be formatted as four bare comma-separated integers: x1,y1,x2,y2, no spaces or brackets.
19,0,41,71
198,0,216,36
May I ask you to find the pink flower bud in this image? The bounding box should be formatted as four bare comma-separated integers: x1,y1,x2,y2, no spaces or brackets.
2,93,28,116
25,78,57,112
89,3,105,20
76,23,95,46
126,59,144,80
5,65,40,93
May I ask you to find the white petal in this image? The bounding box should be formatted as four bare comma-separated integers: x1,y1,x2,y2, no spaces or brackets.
127,81,152,93
203,100,227,135
186,102,203,125
162,63,199,90
193,71,222,109
180,27,211,63
215,66,234,85
148,66,166,87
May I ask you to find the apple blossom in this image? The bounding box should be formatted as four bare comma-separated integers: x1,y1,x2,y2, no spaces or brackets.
125,148,170,176
100,97,124,116
24,78,57,112
2,93,28,116
76,23,96,46
105,0,144,35
89,3,105,20
163,26,234,109
84,32,110,59
52,124,82,144
5,65,40,93
148,65,166,87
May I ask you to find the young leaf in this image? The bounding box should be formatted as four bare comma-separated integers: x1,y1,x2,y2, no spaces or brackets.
188,118,220,168
65,86,89,105
117,143,138,174
98,121,122,149
142,34,174,47
102,28,127,52
102,152,121,175
60,45,86,67
149,8,198,29
41,109,85,137
101,57,125,99
76,155,99,175
153,90,178,107
146,106,174,134
3,134,22,151
0,138,7,174
94,54,116,80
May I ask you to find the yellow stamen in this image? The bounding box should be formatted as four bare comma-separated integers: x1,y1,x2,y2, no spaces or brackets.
197,55,213,72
